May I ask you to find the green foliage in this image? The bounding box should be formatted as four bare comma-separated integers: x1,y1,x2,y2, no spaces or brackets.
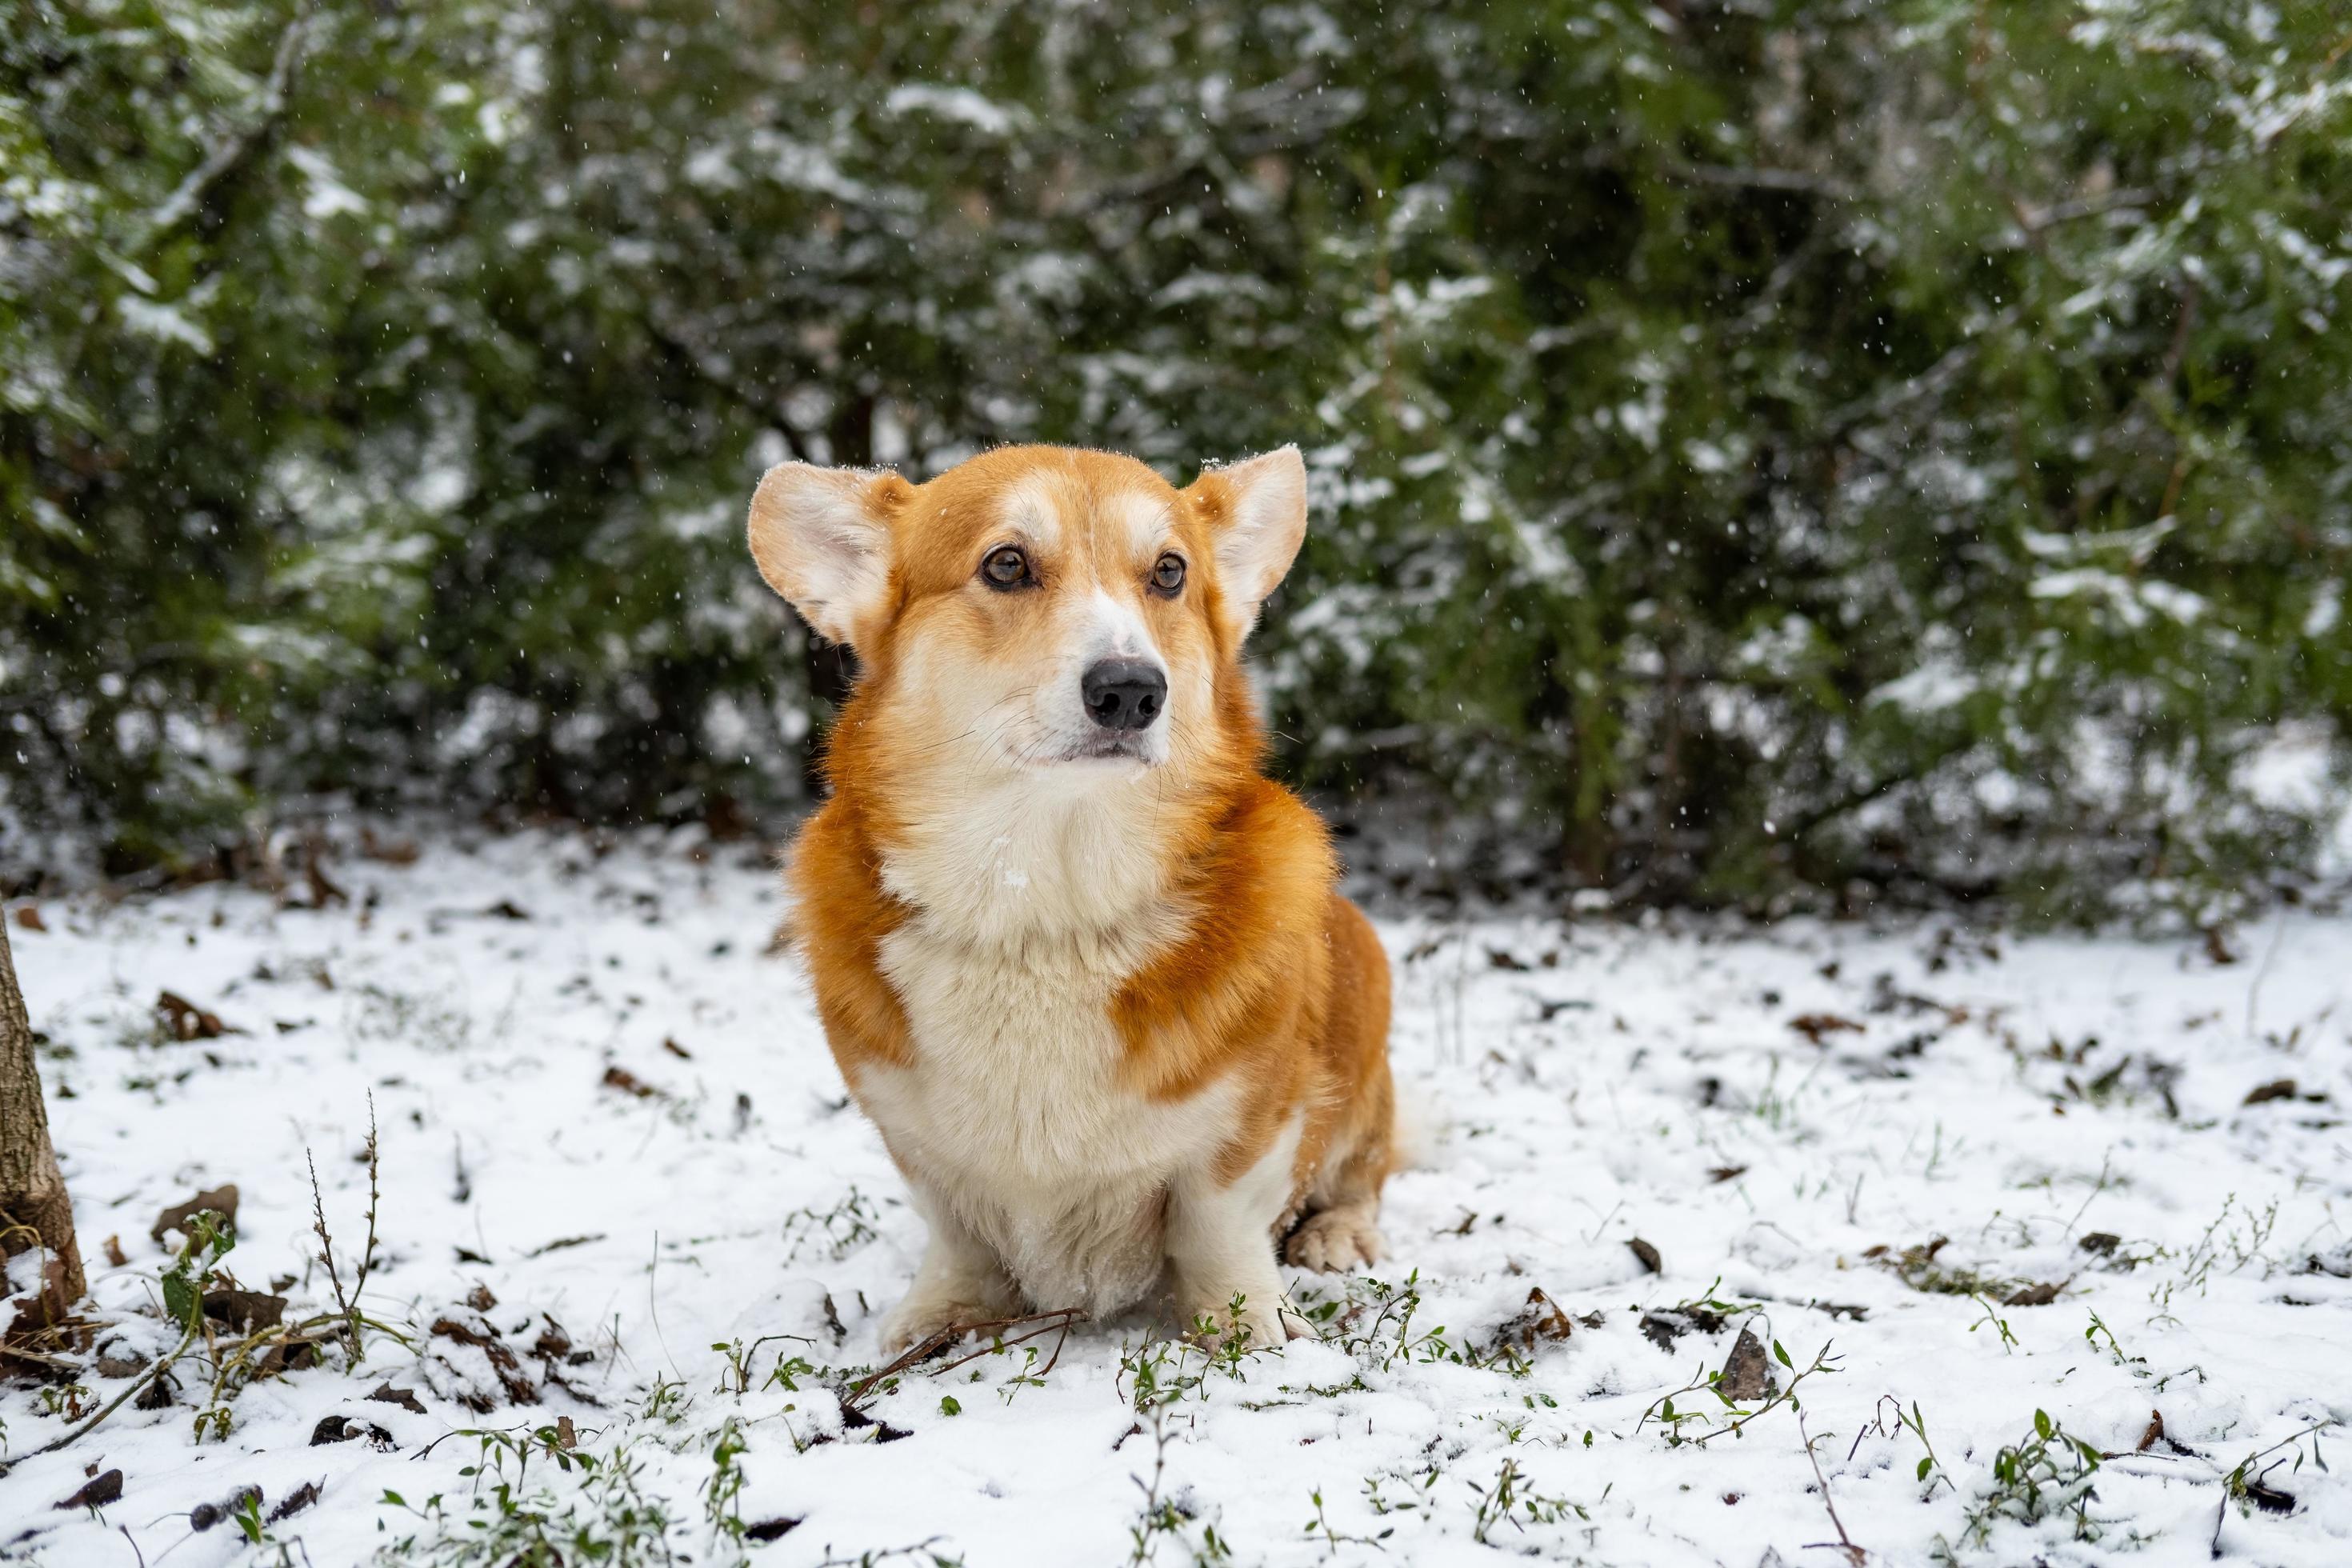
5,0,2349,913
159,1207,235,1330
376,1426,680,1567
1942,1407,2104,1557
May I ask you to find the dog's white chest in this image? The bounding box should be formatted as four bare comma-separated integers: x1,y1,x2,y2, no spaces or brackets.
858,916,1232,1311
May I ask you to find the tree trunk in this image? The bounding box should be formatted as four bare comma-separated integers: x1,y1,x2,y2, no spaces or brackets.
0,916,84,1316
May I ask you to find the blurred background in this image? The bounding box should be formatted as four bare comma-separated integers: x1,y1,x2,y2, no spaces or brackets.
3,0,2348,918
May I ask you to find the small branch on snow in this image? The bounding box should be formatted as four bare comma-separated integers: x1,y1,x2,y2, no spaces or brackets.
1798,1410,1869,1565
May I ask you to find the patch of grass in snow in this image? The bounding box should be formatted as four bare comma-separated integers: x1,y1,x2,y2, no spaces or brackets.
1862,1234,2021,1299
1124,1402,1237,1565
2150,1194,2280,1314
1118,1304,1282,1410
1855,1395,1958,1496
779,1185,884,1262
1935,1408,2102,1560
1318,1271,1506,1374
374,1425,682,1567
2213,1419,2338,1550
702,1415,751,1554
1637,1335,1842,1447
1466,1454,1594,1546
347,981,476,1054
709,1333,818,1398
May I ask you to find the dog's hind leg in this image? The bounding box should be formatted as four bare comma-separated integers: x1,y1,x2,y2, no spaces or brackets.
1285,892,1396,1274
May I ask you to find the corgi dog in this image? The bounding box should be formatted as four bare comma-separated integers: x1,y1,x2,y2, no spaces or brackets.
748,444,1394,1353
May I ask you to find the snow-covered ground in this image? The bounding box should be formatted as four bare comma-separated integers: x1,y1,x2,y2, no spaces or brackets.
2,828,2347,1566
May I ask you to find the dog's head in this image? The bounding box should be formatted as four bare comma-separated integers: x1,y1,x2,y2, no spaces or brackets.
747,445,1305,792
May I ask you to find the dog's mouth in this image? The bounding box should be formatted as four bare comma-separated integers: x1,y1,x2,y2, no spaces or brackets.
1045,732,1154,766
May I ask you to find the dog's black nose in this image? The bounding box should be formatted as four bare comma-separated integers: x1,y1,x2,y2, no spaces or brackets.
1082,659,1167,731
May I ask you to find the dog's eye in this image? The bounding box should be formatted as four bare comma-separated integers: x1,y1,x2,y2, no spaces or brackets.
1150,554,1186,597
981,546,1032,590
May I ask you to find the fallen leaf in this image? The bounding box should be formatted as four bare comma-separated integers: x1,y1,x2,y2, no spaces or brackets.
481,899,532,921
156,990,238,1041
1494,1286,1576,1350
2077,1232,2122,1255
662,1036,693,1059
311,1414,394,1446
1789,1013,1864,1045
14,904,46,933
202,1290,288,1334
360,828,421,865
189,1486,262,1532
2243,1078,2298,1106
7,1254,77,1332
54,1470,122,1510
1718,1328,1770,1401
602,1066,657,1098
466,1283,498,1312
102,1235,127,1268
2246,1479,2295,1514
1707,1166,1748,1183
531,1317,574,1361
2203,926,2239,966
256,1338,324,1377
1641,1304,1727,1350
2003,1281,2063,1307
269,1481,322,1522
151,1184,240,1243
2136,1410,2164,1454
839,1403,911,1442
746,1518,803,1542
1627,1238,1662,1274
430,1316,539,1405
367,1382,426,1415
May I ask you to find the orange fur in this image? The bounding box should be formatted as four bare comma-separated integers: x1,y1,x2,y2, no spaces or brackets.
751,445,1394,1344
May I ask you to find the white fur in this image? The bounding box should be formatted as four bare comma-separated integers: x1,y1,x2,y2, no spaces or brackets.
878,771,1177,950
998,474,1063,550
865,828,1253,1328
1168,1113,1307,1345
1112,490,1175,558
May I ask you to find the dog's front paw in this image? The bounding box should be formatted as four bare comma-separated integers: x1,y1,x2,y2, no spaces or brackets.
1180,1291,1306,1351
878,1295,1002,1358
1284,1206,1386,1273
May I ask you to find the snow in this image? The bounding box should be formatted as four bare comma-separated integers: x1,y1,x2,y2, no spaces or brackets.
882,86,1022,137
2,830,2349,1566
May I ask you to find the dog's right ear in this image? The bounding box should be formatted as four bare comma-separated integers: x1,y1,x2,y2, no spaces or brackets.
746,464,910,649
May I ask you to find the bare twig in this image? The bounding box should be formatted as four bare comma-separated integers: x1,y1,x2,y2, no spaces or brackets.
1798,1411,1868,1565
353,1096,382,1308
306,1095,379,1362
840,1307,1084,1413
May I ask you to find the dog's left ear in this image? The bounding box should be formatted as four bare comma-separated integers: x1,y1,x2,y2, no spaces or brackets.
1190,446,1306,642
